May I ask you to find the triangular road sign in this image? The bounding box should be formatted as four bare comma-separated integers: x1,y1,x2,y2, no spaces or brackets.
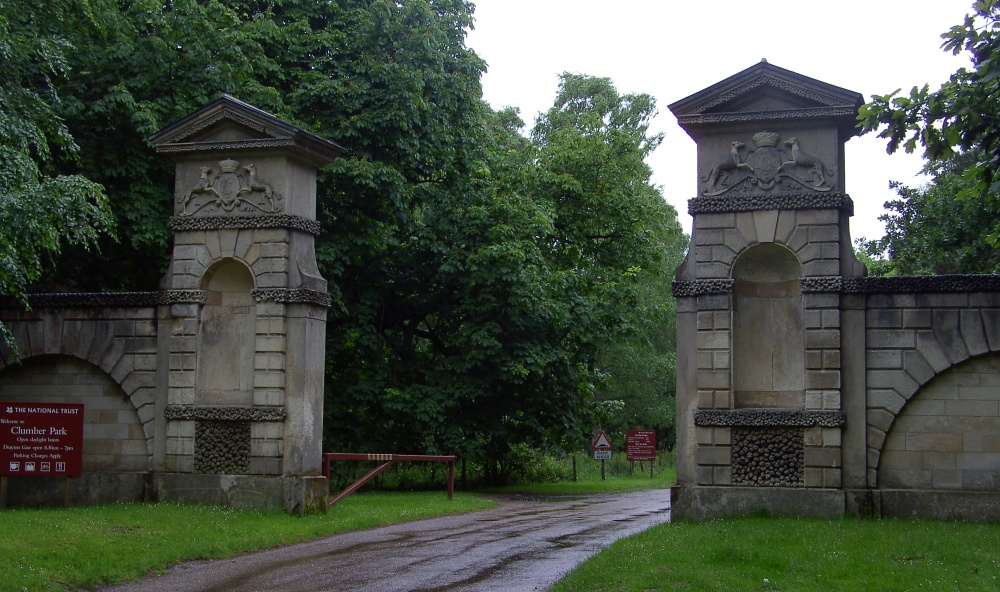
592,431,612,450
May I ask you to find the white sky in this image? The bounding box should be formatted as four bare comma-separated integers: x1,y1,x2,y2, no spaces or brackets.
466,0,974,242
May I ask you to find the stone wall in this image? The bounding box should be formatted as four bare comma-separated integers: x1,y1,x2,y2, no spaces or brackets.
880,353,1000,491
867,289,1000,491
0,301,159,505
0,355,149,472
0,299,159,442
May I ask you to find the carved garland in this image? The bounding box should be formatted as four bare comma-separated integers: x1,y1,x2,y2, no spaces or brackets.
847,275,1000,294
689,193,854,215
695,409,846,428
251,288,332,307
165,405,287,422
0,288,333,309
169,214,321,236
0,291,206,308
674,275,1000,298
671,279,734,298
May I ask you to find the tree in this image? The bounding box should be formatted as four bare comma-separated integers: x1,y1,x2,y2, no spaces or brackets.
859,151,1000,275
531,74,682,345
14,0,686,481
593,267,683,451
858,0,1000,244
0,0,115,347
324,73,686,482
530,73,687,451
36,0,280,290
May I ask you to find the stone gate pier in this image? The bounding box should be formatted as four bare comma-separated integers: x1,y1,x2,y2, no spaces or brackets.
0,96,344,514
669,61,1000,521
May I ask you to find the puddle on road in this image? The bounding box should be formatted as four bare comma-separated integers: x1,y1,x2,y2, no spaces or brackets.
508,494,589,502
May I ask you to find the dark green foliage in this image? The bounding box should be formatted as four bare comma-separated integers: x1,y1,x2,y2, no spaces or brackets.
9,0,686,480
859,151,1000,275
35,0,282,289
531,74,686,451
859,0,1000,246
0,0,115,347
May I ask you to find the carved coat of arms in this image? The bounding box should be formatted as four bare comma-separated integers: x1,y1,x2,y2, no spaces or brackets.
702,131,834,196
177,159,281,216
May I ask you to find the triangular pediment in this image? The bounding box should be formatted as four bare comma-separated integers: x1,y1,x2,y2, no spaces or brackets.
704,85,827,115
169,115,288,144
669,61,864,139
150,95,346,164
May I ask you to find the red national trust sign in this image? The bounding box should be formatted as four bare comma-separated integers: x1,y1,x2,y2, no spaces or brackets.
1,402,84,477
626,430,656,462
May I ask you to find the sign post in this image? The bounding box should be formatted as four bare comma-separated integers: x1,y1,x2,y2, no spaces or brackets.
1,402,85,507
592,431,613,481
626,430,656,477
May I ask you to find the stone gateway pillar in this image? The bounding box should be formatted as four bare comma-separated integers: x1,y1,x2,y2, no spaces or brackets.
668,62,866,520
149,96,345,514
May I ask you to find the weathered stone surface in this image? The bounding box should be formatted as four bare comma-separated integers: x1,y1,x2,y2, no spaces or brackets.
660,65,1000,519
671,485,846,521
0,97,340,512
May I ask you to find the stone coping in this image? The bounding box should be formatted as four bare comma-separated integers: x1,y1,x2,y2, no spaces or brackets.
844,275,1000,294
0,291,204,308
673,275,1000,297
688,193,853,215
169,214,321,235
671,279,735,298
694,409,846,428
164,405,287,422
251,288,332,307
0,288,331,309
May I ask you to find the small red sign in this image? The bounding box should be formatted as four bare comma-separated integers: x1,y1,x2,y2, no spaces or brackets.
1,402,84,476
626,430,656,462
592,431,612,451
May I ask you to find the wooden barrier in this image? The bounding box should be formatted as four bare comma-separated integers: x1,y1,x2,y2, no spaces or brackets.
321,453,456,506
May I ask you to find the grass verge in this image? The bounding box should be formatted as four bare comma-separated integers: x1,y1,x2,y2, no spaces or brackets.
479,469,675,495
550,515,1000,591
477,452,676,495
0,492,494,592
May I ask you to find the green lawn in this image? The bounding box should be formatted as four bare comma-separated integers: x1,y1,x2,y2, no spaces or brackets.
551,515,1000,591
480,468,674,495
477,452,675,495
0,492,493,592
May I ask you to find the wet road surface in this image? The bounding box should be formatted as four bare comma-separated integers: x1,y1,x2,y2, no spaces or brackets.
101,489,671,592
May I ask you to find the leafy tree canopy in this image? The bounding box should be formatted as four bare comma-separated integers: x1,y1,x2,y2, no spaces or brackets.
858,0,1000,244
0,0,115,346
859,150,1000,275
8,0,686,481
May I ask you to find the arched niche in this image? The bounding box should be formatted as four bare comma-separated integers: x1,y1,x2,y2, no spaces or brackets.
732,243,804,408
196,259,256,406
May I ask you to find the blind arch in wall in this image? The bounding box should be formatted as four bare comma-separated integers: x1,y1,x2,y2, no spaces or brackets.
732,243,804,409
